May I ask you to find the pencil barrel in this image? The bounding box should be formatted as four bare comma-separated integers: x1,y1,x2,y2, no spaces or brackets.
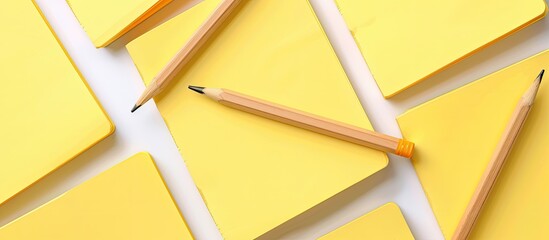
215,88,415,158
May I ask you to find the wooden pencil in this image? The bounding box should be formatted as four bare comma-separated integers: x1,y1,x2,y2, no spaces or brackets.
187,86,415,158
452,69,545,240
131,0,243,112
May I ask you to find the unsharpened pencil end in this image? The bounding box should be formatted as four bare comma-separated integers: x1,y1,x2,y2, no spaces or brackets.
188,86,205,94
396,139,415,159
131,105,141,113
538,69,545,83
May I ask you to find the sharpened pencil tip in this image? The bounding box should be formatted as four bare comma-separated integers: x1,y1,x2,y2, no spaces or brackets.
188,86,205,94
538,69,545,83
131,105,141,113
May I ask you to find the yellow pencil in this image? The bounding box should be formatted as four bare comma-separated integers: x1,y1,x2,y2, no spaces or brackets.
188,86,415,158
132,0,243,112
452,69,544,240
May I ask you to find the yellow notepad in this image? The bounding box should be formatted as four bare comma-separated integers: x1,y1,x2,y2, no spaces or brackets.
67,0,173,47
319,203,414,240
0,152,193,239
335,0,547,98
397,50,549,239
126,0,388,238
0,1,113,205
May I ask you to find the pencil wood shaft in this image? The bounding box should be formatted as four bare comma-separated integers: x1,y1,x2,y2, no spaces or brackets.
200,88,414,158
133,0,242,109
452,72,543,240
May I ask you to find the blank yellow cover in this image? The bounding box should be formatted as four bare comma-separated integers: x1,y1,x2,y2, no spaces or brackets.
397,50,549,239
335,0,547,98
126,0,388,239
0,152,193,240
319,203,414,240
0,1,113,205
67,0,173,47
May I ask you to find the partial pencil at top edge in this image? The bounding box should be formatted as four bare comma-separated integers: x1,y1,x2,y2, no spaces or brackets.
131,0,243,113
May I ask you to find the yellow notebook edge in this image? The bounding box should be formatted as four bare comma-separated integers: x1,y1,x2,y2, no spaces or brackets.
319,202,413,239
362,2,549,99
143,152,196,238
67,0,173,48
394,48,549,236
0,0,117,206
0,152,193,237
0,153,151,230
138,104,220,238
33,0,114,132
396,48,549,121
95,0,174,48
0,179,75,230
346,202,410,229
258,172,395,238
305,0,389,165
33,0,115,137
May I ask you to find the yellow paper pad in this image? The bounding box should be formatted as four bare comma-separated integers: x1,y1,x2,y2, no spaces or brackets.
67,0,173,47
397,50,549,239
335,0,547,97
0,1,113,205
319,203,414,240
126,0,388,238
0,152,193,239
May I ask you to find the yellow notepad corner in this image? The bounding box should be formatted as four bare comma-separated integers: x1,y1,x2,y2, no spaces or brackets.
0,152,193,240
126,0,388,239
319,203,414,240
67,0,173,47
0,1,113,205
335,0,547,97
398,49,549,239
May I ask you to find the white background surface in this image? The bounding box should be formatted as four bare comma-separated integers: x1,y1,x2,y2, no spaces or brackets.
1,0,548,239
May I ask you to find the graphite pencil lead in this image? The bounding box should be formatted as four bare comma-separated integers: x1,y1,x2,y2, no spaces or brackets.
189,86,206,94
131,104,141,113
538,69,545,83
